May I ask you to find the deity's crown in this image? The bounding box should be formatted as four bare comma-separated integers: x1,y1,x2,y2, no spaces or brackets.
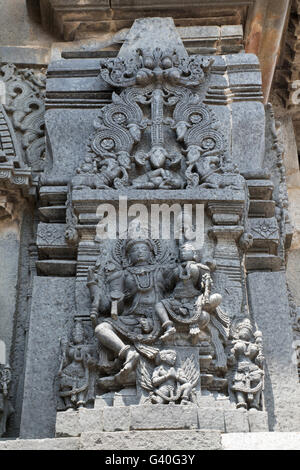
235,317,253,334
124,237,153,255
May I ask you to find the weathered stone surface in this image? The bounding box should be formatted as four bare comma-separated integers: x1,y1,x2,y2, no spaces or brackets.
248,272,300,432
197,396,232,409
44,109,98,183
119,17,188,60
198,407,225,431
224,410,250,433
247,411,269,432
113,388,138,406
102,407,130,432
80,429,222,450
0,437,80,450
19,277,76,439
222,432,300,451
56,404,269,435
0,46,49,65
0,431,300,450
231,100,265,173
56,407,130,436
130,405,198,430
0,223,20,359
94,394,114,408
0,0,52,51
78,408,103,434
56,410,81,437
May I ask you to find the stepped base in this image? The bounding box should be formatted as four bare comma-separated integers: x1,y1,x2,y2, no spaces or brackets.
55,404,269,437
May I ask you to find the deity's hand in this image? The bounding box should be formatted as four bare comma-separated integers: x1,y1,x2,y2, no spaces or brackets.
110,290,124,302
87,356,98,370
87,266,96,283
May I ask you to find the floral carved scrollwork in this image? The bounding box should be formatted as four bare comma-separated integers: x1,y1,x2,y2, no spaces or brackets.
72,48,239,191
0,64,46,172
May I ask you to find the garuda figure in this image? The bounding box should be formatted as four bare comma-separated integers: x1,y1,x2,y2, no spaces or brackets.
139,349,199,405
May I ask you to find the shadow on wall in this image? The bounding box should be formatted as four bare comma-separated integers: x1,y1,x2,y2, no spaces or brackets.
25,0,42,24
262,360,275,431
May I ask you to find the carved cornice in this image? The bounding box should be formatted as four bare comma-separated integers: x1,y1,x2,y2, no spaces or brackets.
38,0,252,41
274,0,300,109
36,1,290,103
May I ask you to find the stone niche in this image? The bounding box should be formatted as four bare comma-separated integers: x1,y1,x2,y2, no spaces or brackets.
17,17,300,442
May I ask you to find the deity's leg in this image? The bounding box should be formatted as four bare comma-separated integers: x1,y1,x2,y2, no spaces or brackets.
155,302,176,340
236,391,247,409
95,322,125,354
77,392,86,408
180,383,193,404
95,322,139,380
152,394,165,404
250,385,262,410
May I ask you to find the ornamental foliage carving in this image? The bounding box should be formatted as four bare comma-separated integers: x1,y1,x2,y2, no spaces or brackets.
72,49,244,192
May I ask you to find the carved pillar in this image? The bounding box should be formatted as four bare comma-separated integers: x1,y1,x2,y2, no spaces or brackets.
208,201,245,317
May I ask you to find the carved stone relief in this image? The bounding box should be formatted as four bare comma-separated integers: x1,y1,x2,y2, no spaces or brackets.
0,364,13,436
227,318,264,410
71,49,244,193
0,64,46,172
57,319,98,410
74,237,231,406
57,42,267,412
27,20,296,439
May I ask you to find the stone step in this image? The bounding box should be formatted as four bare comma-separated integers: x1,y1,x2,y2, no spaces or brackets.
1,430,300,450
55,405,269,437
0,429,222,450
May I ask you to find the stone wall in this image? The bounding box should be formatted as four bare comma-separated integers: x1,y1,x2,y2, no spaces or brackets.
0,0,299,449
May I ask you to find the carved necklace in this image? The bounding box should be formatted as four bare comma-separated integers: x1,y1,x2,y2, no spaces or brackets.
178,262,192,280
128,267,156,291
74,345,84,361
134,271,152,290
